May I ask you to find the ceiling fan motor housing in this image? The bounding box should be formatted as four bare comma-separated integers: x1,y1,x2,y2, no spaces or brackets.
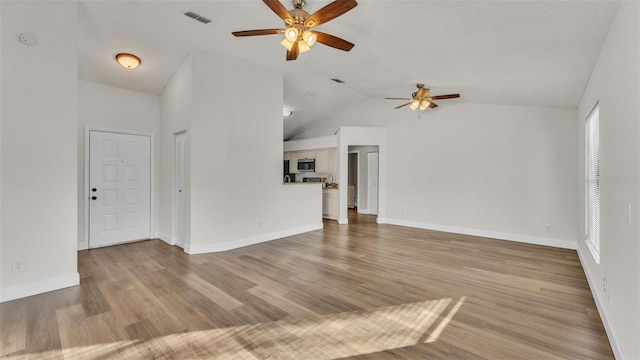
293,0,306,10
288,9,310,27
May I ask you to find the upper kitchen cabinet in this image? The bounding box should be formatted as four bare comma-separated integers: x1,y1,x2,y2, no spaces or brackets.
328,148,335,176
309,148,336,174
284,147,336,175
288,151,299,173
299,150,316,160
315,149,329,173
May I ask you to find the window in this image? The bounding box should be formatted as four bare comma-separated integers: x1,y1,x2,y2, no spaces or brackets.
585,104,600,263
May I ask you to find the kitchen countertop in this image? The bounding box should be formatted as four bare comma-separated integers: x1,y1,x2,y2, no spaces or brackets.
282,182,323,185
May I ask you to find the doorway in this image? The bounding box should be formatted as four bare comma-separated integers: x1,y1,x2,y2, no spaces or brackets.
87,130,152,248
347,145,379,215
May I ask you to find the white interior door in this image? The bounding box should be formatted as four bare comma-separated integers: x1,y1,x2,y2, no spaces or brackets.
89,131,151,248
368,152,379,215
175,132,186,248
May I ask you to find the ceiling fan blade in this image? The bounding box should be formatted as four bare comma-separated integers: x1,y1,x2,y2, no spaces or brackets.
429,94,460,100
385,97,411,100
286,41,299,61
263,0,293,22
394,102,412,109
428,102,439,108
304,0,358,27
232,29,283,37
314,31,355,51
416,87,430,99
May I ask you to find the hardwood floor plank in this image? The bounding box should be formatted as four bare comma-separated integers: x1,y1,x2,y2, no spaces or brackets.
0,299,27,356
0,212,614,359
55,303,89,350
246,286,320,319
78,278,111,317
182,273,244,311
155,291,216,332
24,297,63,358
124,319,177,359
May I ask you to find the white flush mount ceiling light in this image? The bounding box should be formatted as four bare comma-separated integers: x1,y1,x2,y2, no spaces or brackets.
115,53,141,69
283,108,293,117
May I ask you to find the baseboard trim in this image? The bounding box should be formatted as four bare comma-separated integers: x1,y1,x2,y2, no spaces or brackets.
0,272,80,303
157,232,174,246
376,218,576,250
185,223,324,254
357,208,369,214
576,247,621,359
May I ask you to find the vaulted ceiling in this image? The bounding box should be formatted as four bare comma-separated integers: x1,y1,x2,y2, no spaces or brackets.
78,0,619,140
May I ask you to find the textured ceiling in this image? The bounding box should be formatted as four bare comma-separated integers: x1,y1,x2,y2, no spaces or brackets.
78,0,619,140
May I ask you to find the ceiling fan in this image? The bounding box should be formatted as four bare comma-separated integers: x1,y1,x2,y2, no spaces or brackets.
386,84,460,111
232,0,357,61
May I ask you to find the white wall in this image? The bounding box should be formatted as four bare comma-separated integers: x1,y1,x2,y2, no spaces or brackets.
1,1,79,302
308,100,578,248
284,135,337,151
77,80,160,250
159,55,192,246
188,52,321,253
577,2,640,358
159,52,321,254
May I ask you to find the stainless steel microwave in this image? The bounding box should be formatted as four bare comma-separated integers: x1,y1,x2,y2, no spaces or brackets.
298,158,315,172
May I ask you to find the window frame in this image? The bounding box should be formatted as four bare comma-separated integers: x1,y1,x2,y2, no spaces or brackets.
585,103,601,263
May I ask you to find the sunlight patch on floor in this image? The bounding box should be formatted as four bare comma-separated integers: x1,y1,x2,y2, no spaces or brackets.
425,296,466,343
8,297,465,359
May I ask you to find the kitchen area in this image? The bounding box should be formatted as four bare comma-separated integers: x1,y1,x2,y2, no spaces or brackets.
283,136,355,221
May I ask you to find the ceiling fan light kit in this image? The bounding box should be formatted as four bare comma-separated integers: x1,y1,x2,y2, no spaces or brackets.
232,0,357,61
386,84,460,111
303,30,317,46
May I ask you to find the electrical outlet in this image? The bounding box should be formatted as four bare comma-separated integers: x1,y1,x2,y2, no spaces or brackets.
12,260,24,273
546,224,553,232
603,276,611,299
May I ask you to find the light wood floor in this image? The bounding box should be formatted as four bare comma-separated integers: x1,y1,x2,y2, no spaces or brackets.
1,211,613,359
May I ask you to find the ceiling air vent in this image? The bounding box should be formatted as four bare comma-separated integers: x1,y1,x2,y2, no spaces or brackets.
184,11,211,24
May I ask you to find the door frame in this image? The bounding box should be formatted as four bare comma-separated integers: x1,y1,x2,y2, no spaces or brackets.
174,131,187,248
367,152,379,215
348,150,360,209
81,127,155,250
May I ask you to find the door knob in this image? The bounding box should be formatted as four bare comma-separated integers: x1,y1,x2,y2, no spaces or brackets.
91,196,97,200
